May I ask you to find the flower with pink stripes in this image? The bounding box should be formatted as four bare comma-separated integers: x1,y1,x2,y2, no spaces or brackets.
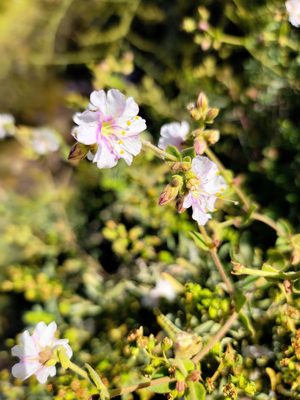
183,156,227,225
72,89,147,169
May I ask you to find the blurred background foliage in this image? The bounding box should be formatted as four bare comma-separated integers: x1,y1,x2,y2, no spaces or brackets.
0,0,300,399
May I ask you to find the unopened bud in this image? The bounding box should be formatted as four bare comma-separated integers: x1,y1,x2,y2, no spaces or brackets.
171,175,184,188
190,107,201,121
174,332,202,359
187,370,201,382
159,184,179,206
68,142,90,161
176,381,186,394
206,108,219,123
194,136,207,155
127,326,143,342
162,337,173,352
176,196,186,214
171,162,191,172
197,92,209,112
205,129,220,145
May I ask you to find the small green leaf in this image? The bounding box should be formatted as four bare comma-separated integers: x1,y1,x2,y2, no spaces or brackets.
190,231,210,252
85,363,109,400
165,145,182,160
186,382,206,400
234,289,246,312
181,147,195,158
147,381,175,394
238,310,255,337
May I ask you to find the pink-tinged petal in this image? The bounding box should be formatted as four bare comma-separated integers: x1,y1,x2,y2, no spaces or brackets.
182,193,193,209
120,136,142,156
94,139,119,169
54,340,73,359
90,90,107,114
122,97,139,118
158,121,189,150
32,321,57,348
73,110,98,125
204,175,226,195
12,361,41,381
191,156,218,181
191,204,211,225
73,123,98,145
35,365,56,384
16,331,39,356
106,89,127,118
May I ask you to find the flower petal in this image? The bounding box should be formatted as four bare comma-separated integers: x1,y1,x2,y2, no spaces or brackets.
12,361,41,381
90,90,108,116
35,366,56,384
94,138,119,169
72,123,98,145
106,89,127,118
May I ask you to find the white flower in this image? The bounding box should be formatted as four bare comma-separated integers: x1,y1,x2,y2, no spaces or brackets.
0,114,15,139
11,322,72,384
183,156,227,225
158,121,189,150
143,279,177,307
31,128,60,155
286,0,300,27
72,89,147,169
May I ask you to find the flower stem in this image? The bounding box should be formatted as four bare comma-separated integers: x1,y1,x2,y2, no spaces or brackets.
109,376,175,398
204,147,285,235
68,361,89,380
199,226,234,295
141,139,177,161
192,312,238,364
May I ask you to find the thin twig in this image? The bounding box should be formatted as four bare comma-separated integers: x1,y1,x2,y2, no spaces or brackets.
199,226,234,295
192,312,238,364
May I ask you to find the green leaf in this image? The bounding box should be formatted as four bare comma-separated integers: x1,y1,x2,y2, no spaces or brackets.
182,359,196,373
190,231,210,252
85,363,109,400
165,145,182,160
57,347,71,369
234,289,246,312
147,381,175,394
186,382,206,400
238,310,255,337
181,147,195,158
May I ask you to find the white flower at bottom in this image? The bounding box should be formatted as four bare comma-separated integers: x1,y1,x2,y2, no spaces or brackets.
0,114,15,139
183,156,227,225
11,322,72,384
72,89,147,169
286,0,300,27
158,121,189,150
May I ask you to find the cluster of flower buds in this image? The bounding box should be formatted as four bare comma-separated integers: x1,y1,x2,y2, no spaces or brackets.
187,92,219,124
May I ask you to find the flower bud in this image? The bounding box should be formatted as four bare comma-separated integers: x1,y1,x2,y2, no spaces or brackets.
176,381,186,394
68,142,89,161
174,332,202,359
205,129,220,145
197,92,209,113
187,370,201,382
159,182,181,206
162,337,173,352
176,196,186,214
206,108,219,123
194,136,207,155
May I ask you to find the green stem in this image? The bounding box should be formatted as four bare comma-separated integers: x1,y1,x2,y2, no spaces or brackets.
200,226,234,295
68,361,89,380
141,139,177,161
232,266,300,281
109,376,175,398
192,312,238,364
204,147,285,235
